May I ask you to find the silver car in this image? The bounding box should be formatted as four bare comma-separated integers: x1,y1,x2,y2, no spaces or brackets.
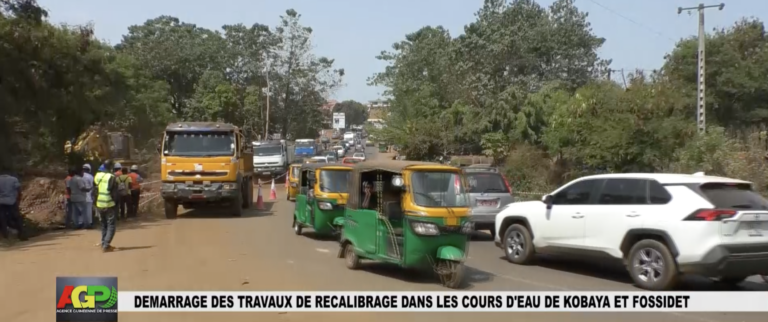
463,166,514,238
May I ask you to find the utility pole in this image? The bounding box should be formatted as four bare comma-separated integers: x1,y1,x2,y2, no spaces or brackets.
678,3,724,134
264,61,271,140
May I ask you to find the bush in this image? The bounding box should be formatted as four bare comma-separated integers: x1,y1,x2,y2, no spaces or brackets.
670,127,768,194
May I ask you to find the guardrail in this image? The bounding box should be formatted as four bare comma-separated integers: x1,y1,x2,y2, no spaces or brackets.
20,180,163,214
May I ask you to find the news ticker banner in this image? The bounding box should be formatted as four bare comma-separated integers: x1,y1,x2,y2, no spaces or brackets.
56,277,768,321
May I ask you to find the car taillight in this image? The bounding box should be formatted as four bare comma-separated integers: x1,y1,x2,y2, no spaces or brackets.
684,209,736,221
501,174,513,194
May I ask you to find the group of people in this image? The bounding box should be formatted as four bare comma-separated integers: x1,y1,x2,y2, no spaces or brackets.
63,161,143,252
64,162,143,229
0,160,144,252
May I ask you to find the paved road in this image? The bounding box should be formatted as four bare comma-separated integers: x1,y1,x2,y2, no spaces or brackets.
1,146,766,322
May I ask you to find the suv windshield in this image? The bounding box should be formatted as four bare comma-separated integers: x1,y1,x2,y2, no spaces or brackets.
164,132,234,156
319,170,350,193
699,183,768,210
254,145,282,156
410,171,468,207
466,173,509,193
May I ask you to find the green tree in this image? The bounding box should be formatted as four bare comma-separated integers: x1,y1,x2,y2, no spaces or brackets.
332,100,369,126
269,9,344,139
118,16,226,116
664,18,768,129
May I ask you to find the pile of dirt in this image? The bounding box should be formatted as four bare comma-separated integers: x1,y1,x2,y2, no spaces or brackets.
19,177,66,228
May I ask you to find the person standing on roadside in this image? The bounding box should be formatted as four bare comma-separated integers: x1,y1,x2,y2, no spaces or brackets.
94,164,117,252
0,165,27,241
64,168,75,229
112,163,132,220
69,167,91,229
127,165,143,217
82,164,95,228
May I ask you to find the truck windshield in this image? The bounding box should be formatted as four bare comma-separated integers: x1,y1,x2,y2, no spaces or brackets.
410,171,468,208
164,132,234,156
296,141,314,147
320,170,351,193
254,146,282,156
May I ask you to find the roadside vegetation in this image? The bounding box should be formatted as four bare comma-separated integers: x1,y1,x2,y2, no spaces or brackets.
1,0,354,172
369,0,768,194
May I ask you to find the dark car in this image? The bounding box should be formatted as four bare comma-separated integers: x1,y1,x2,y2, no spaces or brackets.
462,166,514,238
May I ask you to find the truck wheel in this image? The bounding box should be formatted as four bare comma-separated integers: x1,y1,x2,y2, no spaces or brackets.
242,180,252,209
247,182,254,208
232,189,243,217
164,201,177,219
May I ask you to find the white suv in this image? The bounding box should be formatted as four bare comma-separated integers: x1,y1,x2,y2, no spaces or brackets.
494,173,768,290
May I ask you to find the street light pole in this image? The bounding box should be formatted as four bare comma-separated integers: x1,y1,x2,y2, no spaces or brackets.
264,62,270,140
678,3,724,134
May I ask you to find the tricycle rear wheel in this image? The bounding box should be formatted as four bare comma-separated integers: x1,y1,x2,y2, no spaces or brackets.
292,219,303,235
436,260,464,289
344,244,360,270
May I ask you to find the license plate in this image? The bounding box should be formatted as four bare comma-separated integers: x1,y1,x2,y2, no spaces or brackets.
262,171,271,175
746,222,764,237
477,200,498,207
191,194,205,199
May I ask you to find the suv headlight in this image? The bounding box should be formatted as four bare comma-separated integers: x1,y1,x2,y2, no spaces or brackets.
410,221,440,236
318,202,333,210
460,221,475,234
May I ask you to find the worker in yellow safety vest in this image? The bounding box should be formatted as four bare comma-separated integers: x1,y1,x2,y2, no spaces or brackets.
94,163,118,252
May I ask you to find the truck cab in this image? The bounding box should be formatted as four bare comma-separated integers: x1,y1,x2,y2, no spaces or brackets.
160,122,254,219
294,139,316,158
253,140,288,177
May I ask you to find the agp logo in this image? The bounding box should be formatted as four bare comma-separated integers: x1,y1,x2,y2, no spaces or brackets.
56,285,117,309
56,277,118,322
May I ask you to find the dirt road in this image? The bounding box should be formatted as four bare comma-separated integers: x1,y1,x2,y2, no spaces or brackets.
1,147,766,322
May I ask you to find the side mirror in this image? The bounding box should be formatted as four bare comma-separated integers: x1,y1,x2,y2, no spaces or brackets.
542,195,553,209
156,144,162,155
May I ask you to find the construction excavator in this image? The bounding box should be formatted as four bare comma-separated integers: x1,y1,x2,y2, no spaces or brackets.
64,126,138,169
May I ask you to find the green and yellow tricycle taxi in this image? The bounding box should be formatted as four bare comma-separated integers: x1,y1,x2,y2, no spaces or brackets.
292,163,353,237
287,163,302,201
338,160,473,288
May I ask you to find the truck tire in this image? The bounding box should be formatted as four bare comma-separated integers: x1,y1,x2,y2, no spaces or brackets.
232,188,243,217
164,200,178,219
243,179,253,209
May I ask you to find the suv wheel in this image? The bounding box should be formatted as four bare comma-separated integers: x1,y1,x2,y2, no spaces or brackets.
627,239,679,290
503,224,535,264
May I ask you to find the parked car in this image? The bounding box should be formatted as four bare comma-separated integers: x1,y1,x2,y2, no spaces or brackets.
462,166,513,238
352,152,366,161
310,156,330,163
331,145,345,158
494,172,768,291
341,157,362,165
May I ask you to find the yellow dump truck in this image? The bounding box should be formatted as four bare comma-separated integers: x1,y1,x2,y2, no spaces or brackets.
159,122,254,218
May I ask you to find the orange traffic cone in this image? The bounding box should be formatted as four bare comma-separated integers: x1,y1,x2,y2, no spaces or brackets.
255,181,265,210
269,179,277,200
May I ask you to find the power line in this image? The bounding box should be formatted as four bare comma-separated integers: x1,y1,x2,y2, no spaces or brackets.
587,0,677,42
